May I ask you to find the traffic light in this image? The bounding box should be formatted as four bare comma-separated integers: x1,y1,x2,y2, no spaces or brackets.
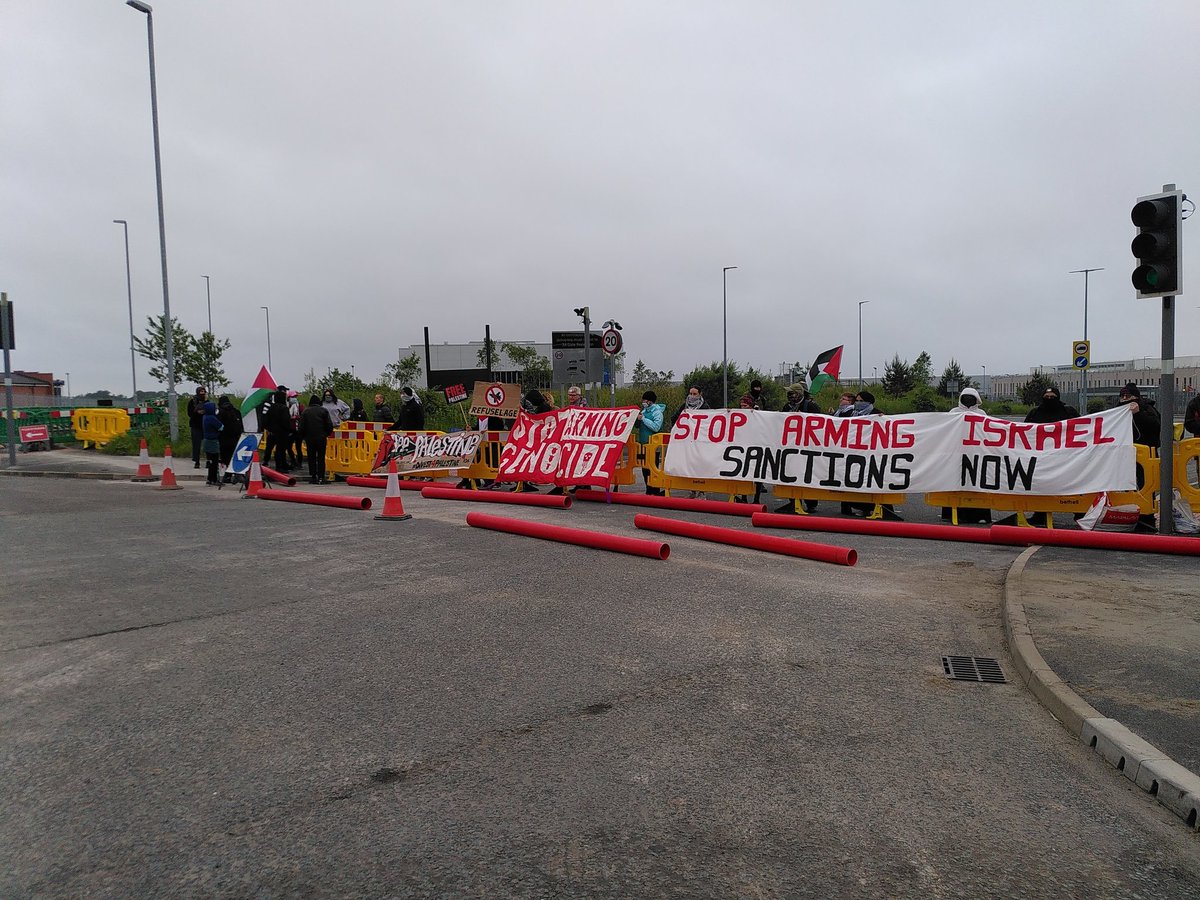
1130,189,1182,298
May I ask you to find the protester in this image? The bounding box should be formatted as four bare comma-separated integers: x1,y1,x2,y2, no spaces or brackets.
521,389,553,416
298,395,334,484
782,384,820,414
832,392,856,417
635,390,667,496
263,386,293,472
348,398,368,422
321,388,350,427
671,386,710,426
394,387,425,430
1118,383,1161,448
739,379,767,410
840,391,901,521
373,393,393,423
1185,394,1200,438
186,386,207,468
201,400,222,486
566,386,587,408
853,390,877,415
942,387,991,524
542,390,559,410
216,394,243,484
287,390,303,468
1025,386,1078,423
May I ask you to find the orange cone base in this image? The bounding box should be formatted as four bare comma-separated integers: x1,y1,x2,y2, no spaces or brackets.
374,511,412,521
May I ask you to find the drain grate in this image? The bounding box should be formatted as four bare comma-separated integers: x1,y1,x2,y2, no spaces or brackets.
942,655,1006,683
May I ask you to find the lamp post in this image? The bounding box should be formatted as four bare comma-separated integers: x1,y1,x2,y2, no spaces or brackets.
260,306,272,370
1070,267,1102,414
873,366,877,383
201,274,213,394
858,300,870,386
722,266,737,408
126,0,177,440
981,363,987,398
66,372,71,398
113,220,137,400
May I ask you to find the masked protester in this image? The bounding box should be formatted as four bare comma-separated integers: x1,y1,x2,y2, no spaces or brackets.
635,390,667,496
1118,383,1161,448
782,384,820,414
832,392,856,417
321,388,350,427
942,387,991,524
1025,386,1078,423
671,386,709,426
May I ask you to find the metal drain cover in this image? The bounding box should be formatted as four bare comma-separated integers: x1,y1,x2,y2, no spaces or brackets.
943,656,1007,683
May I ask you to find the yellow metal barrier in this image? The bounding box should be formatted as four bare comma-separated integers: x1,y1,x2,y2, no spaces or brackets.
454,431,506,485
72,408,131,448
644,433,755,500
1174,438,1200,512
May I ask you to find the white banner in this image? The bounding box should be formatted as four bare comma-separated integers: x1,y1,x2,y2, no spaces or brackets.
663,406,1137,495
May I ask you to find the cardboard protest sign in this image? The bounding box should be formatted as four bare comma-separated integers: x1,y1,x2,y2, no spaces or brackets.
663,405,1136,495
468,381,522,419
497,407,638,488
372,430,484,474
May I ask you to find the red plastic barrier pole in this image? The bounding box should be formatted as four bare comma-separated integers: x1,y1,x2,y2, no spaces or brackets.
260,465,297,486
257,490,372,510
466,511,669,560
345,475,430,490
752,512,996,544
634,513,856,566
574,489,764,517
421,486,571,509
990,524,1200,556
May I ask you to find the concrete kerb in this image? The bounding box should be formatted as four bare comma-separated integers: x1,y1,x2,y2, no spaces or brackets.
1002,545,1200,831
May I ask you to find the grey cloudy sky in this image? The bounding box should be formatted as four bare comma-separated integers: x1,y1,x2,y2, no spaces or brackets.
3,1,1198,395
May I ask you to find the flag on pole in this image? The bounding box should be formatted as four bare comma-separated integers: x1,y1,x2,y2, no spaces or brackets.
239,366,277,433
804,346,844,394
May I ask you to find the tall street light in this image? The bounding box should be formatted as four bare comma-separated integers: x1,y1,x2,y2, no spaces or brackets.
981,363,987,398
858,300,870,386
722,266,737,408
127,0,177,440
201,274,213,396
1070,267,1102,413
261,306,272,370
112,220,137,400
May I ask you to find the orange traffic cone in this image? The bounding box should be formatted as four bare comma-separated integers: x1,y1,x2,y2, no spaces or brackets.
244,451,265,498
375,459,412,521
131,438,156,482
157,444,183,490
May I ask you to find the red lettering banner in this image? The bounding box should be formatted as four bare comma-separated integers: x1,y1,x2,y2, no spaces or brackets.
497,407,638,487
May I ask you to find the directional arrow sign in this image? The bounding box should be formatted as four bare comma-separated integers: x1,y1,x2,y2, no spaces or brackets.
230,433,261,475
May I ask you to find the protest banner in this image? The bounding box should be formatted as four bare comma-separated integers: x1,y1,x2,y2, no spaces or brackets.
497,407,638,488
444,383,469,404
372,431,484,474
468,381,522,419
663,405,1136,495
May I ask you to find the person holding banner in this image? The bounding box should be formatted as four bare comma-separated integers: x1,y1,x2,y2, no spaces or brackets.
566,386,587,408
941,387,991,524
394,387,425,431
636,390,667,495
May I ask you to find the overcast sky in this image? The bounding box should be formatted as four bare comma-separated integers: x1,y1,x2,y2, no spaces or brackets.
3,1,1198,395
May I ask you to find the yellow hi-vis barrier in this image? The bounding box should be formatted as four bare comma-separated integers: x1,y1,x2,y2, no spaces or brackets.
774,483,907,519
454,431,506,485
324,426,462,479
1174,438,1200,512
72,408,131,448
643,433,755,500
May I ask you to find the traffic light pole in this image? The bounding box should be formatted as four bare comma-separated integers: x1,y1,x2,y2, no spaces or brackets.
1158,295,1175,535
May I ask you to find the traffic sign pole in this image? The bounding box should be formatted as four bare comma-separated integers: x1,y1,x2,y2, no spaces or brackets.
2,294,17,467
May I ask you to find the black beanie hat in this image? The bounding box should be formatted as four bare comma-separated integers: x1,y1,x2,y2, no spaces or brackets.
857,390,876,404
1122,382,1141,397
642,390,657,402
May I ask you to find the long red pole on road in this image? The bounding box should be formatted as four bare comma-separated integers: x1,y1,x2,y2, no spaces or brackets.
422,486,572,509
257,490,372,510
466,511,670,559
752,512,996,544
634,514,856,566
990,524,1200,556
574,489,764,516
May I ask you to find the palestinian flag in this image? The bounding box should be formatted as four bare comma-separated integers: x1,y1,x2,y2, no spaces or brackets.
805,345,844,394
239,366,277,433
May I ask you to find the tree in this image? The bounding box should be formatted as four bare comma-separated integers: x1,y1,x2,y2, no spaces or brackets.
187,330,232,393
381,352,422,389
881,354,915,397
937,358,971,396
1020,372,1059,405
680,361,738,407
133,315,197,388
911,351,933,387
631,359,674,386
500,342,552,387
474,338,499,371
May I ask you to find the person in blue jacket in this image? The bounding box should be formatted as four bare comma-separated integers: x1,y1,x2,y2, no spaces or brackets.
636,390,667,495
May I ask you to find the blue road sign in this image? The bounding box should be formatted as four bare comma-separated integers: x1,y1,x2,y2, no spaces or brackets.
230,433,260,475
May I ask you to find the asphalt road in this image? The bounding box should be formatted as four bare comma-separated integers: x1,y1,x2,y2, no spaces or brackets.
2,476,1199,897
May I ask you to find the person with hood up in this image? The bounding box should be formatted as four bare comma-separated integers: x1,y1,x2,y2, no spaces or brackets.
841,390,902,520
298,394,334,484
1118,383,1161,448
521,388,553,416
216,395,243,484
636,390,667,495
1185,394,1200,438
348,398,368,422
739,379,768,411
782,384,820,414
321,388,350,427
1024,385,1078,423
394,387,425,430
201,400,223,486
186,385,208,468
942,387,991,524
262,387,293,472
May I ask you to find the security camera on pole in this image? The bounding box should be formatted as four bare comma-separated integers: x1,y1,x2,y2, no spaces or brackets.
573,306,591,404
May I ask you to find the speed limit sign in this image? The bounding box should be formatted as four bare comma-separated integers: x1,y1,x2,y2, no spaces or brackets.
601,328,623,355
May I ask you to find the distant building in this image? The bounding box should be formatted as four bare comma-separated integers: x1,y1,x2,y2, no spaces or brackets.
398,339,624,391
8,371,58,404
988,356,1200,408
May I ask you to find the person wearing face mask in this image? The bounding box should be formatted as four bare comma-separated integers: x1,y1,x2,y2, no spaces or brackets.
671,385,710,426
782,384,820,414
1024,385,1078,423
942,387,991,524
739,379,768,411
852,390,877,415
321,388,350,427
1117,383,1160,448
394,387,425,430
832,392,856,417
635,390,667,495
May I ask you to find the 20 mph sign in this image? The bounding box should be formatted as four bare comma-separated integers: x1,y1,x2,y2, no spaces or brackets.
601,328,622,355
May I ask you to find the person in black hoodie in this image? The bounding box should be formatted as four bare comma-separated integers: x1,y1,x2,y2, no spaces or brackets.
298,394,334,484
1025,386,1078,423
263,387,293,471
216,395,243,483
1118,383,1161,447
393,387,426,430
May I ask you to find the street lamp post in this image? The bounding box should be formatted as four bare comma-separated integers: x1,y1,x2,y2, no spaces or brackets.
126,0,177,440
873,366,877,383
201,274,213,395
113,220,137,400
261,306,272,370
858,300,870,386
981,364,987,398
66,372,71,398
1070,267,1103,414
722,266,737,408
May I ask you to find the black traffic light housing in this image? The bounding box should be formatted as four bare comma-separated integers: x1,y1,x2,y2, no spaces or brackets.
1130,189,1183,298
